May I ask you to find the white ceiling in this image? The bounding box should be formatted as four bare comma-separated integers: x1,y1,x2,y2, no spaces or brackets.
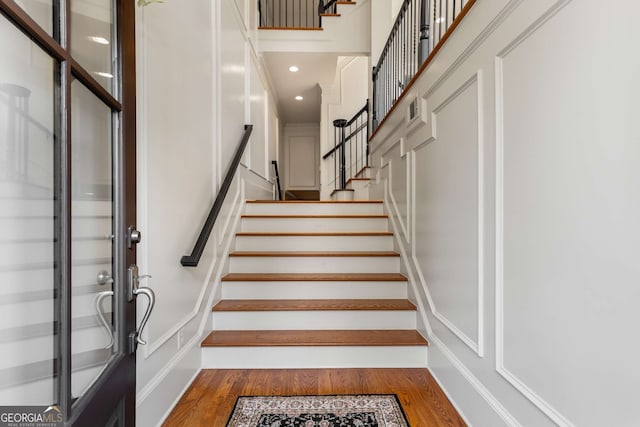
262,52,340,124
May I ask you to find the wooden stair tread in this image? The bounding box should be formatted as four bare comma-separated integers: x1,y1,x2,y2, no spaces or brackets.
221,273,408,282
321,13,341,16
355,166,371,177
236,232,393,237
229,251,399,257
258,26,323,31
246,200,382,204
330,189,355,196
241,214,387,218
202,330,428,347
213,299,416,312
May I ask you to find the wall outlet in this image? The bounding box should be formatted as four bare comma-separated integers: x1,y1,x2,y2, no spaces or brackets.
177,330,185,349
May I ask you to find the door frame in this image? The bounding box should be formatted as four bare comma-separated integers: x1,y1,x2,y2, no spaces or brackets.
0,0,137,424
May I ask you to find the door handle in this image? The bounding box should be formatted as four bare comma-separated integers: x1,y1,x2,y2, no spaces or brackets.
95,290,114,349
127,264,156,353
133,286,155,345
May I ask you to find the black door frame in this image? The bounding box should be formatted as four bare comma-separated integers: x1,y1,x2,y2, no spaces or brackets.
0,0,137,425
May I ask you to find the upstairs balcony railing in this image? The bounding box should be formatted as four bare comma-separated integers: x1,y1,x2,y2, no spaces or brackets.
258,0,341,29
323,101,369,193
372,0,476,131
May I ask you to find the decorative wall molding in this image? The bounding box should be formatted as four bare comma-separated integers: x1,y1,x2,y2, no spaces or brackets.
381,139,410,242
494,2,576,425
421,0,526,102
409,71,485,357
430,335,521,427
382,177,432,337
143,183,241,358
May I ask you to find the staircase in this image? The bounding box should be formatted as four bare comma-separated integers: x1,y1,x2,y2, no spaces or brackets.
201,200,428,368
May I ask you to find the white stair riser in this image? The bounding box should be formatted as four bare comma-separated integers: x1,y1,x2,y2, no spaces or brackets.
0,200,111,217
0,217,111,240
229,257,400,273
356,168,372,179
0,326,112,370
3,294,112,328
245,203,383,215
235,235,393,252
202,346,428,369
0,240,111,266
212,311,416,330
221,281,408,300
331,191,354,201
241,217,388,232
346,180,371,200
1,261,111,295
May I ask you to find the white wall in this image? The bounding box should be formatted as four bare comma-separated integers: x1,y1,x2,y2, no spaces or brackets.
319,56,369,199
135,0,278,425
368,0,640,426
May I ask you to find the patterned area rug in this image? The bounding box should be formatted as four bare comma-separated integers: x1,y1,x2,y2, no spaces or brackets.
225,394,409,427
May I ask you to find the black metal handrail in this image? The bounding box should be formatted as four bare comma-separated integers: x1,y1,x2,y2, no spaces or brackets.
322,103,368,159
318,0,338,15
322,101,369,191
372,0,470,131
271,160,283,201
181,125,253,267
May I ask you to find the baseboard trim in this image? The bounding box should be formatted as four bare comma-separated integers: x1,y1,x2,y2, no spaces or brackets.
429,336,521,427
136,335,201,427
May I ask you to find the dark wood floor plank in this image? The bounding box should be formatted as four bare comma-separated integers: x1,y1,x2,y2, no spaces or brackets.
162,369,467,427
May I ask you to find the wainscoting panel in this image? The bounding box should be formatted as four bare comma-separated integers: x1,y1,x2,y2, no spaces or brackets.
413,74,481,354
496,0,640,426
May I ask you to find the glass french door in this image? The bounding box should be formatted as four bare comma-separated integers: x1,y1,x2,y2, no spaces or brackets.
0,0,138,425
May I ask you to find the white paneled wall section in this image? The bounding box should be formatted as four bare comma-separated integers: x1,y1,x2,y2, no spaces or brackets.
368,0,640,426
319,56,369,199
135,0,279,426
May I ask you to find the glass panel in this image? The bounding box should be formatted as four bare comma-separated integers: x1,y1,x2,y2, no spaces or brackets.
70,0,115,95
0,14,56,405
13,0,54,36
70,79,115,399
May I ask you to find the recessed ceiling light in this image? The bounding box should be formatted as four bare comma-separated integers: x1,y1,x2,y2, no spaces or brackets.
289,66,299,72
88,36,110,45
295,95,303,101
94,71,114,79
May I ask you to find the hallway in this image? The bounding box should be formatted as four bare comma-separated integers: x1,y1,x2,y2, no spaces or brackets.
163,368,467,426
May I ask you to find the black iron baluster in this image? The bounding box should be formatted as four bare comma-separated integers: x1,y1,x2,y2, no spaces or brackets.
357,116,361,176
350,122,354,181
333,122,338,190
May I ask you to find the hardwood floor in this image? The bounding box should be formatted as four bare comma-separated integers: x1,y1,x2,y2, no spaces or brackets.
163,369,466,426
